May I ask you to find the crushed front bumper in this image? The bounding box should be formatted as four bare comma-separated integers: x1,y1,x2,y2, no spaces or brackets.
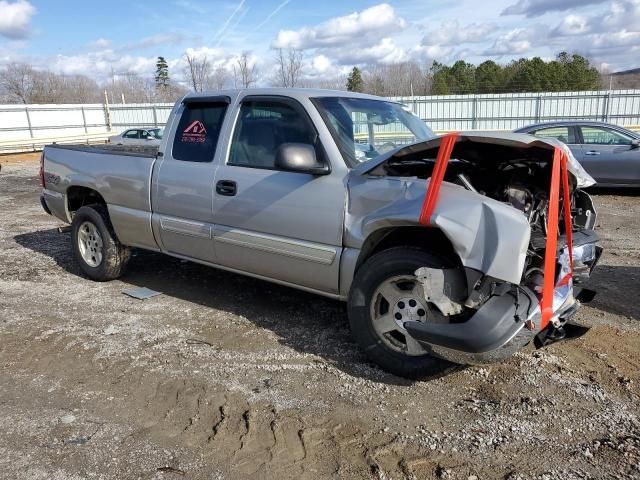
403,234,601,365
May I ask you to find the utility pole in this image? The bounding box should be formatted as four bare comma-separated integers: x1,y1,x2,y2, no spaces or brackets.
103,90,112,131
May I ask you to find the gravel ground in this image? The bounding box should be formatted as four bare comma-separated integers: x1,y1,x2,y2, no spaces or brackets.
0,156,639,480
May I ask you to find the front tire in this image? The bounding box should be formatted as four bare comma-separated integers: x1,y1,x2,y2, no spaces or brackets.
347,247,460,379
71,205,130,281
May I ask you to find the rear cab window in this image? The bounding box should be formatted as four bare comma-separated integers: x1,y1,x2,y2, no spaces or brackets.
172,100,229,162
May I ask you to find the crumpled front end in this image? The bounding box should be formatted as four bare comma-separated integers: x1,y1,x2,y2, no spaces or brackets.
348,132,602,365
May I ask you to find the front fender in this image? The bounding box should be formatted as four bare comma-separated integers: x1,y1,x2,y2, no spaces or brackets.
345,175,531,285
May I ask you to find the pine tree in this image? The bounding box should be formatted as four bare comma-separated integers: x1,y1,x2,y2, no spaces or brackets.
155,57,169,90
346,67,363,92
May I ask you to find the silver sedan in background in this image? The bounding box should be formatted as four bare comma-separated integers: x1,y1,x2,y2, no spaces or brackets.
108,128,163,147
514,121,640,186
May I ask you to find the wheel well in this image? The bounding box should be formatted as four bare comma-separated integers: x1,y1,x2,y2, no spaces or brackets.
355,226,460,272
66,186,107,218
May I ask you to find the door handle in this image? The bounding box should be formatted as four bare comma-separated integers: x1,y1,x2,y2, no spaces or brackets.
584,150,601,155
216,180,237,196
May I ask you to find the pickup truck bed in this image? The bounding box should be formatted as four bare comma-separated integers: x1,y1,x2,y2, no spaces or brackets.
48,143,159,157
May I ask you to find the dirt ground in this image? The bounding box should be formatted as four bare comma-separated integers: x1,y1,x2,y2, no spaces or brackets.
0,155,639,480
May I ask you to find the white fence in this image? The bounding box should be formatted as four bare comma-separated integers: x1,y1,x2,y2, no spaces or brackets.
1,89,639,153
392,89,640,131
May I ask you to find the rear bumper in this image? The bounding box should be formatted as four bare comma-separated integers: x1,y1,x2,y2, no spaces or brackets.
40,194,52,215
40,188,68,223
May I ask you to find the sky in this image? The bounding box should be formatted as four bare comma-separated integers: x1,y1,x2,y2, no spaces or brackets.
0,0,638,84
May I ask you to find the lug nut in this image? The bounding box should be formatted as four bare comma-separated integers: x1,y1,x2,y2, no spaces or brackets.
409,299,417,307
397,301,405,309
395,312,402,320
417,309,426,316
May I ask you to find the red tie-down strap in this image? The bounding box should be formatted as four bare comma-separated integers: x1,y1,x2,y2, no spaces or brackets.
419,136,574,331
419,132,459,225
540,147,574,330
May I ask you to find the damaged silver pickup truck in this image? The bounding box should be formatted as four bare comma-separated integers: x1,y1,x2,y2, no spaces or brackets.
40,89,601,378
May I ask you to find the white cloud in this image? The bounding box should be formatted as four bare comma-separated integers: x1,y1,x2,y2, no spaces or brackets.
548,0,640,70
502,0,607,17
0,0,36,39
272,3,406,49
49,50,157,78
90,38,112,49
330,37,407,65
311,54,331,74
422,21,494,46
600,0,640,30
484,28,532,55
552,15,590,36
590,30,640,48
411,44,455,63
184,46,226,62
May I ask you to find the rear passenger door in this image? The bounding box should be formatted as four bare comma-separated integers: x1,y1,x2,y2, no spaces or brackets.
211,96,346,294
151,97,230,262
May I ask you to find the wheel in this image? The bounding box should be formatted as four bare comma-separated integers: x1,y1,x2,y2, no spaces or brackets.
71,205,131,281
347,247,461,379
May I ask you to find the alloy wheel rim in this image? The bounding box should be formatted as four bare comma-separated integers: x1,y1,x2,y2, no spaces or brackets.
77,221,103,267
370,275,429,356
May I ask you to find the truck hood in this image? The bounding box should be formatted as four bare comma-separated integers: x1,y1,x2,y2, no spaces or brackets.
352,131,596,188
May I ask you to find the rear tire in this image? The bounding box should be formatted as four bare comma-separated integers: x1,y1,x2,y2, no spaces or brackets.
347,247,460,379
71,205,130,281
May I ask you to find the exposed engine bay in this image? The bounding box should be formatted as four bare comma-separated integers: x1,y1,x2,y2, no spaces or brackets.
379,146,599,294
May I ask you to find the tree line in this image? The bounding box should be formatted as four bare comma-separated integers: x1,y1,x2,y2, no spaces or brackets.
346,52,604,96
0,51,615,105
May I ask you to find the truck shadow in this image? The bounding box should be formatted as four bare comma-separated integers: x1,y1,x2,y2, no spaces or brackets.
14,228,419,386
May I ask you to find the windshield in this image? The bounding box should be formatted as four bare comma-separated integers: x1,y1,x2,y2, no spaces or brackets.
148,128,164,139
312,97,434,167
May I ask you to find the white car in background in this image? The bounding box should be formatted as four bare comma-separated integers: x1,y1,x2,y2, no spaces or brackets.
108,128,163,147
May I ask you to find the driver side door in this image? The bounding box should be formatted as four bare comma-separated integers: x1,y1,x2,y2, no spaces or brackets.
211,95,346,294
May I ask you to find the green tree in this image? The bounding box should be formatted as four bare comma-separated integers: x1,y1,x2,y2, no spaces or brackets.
425,52,601,95
475,60,503,93
346,66,364,92
557,52,600,90
506,57,554,92
448,60,476,94
430,61,451,95
155,56,169,90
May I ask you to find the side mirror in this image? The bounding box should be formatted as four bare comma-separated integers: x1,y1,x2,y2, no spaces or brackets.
631,139,640,149
274,143,330,175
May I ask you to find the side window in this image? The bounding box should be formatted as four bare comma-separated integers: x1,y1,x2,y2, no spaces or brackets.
172,102,228,162
533,127,574,144
581,126,633,146
123,130,139,139
228,100,317,169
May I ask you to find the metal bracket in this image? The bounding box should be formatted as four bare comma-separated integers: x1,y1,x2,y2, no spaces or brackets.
415,267,463,316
